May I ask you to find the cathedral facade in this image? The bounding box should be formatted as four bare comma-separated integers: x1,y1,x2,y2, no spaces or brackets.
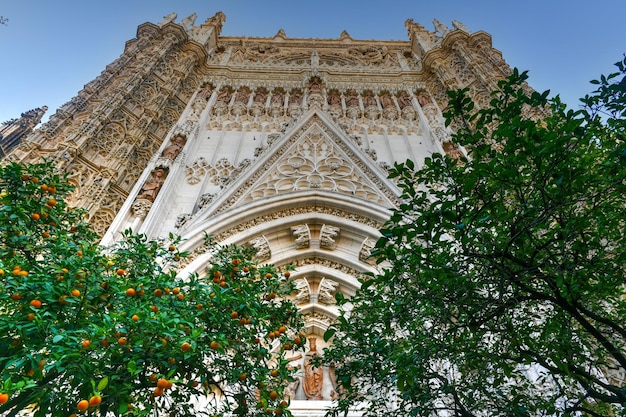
6,11,512,412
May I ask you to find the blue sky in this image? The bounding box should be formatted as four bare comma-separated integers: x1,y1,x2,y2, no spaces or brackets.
1,1,625,124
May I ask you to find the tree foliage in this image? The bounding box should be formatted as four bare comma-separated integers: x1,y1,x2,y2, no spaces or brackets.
0,162,305,417
324,57,626,417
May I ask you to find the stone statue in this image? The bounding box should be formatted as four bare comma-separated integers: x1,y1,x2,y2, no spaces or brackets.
158,12,177,27
417,91,433,106
162,135,186,160
137,168,167,202
180,13,197,29
452,20,470,33
303,338,323,400
433,19,449,37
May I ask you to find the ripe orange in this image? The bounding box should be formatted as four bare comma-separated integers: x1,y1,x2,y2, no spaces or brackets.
284,271,291,278
172,287,180,295
27,313,36,321
266,273,273,279
0,393,8,404
131,315,139,322
181,342,191,352
157,378,169,389
117,269,126,276
278,326,287,334
153,387,164,397
196,303,203,310
31,213,40,220
153,288,163,297
46,199,57,207
239,373,247,381
270,369,278,377
19,270,28,277
231,311,239,319
269,390,278,400
71,289,81,297
125,288,136,297
177,294,184,301
151,305,158,313
293,336,302,345
210,341,219,350
77,399,89,411
42,232,51,238
81,340,91,349
168,245,176,251
30,299,42,309
10,293,22,301
89,395,102,406
118,337,127,346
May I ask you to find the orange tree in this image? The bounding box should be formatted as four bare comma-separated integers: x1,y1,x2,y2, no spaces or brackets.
0,162,304,417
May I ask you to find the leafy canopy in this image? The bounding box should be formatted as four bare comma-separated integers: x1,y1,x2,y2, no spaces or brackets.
324,57,626,417
0,161,305,417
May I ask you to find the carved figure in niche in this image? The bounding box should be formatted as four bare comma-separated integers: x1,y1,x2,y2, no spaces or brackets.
362,93,377,107
253,90,267,104
271,91,284,106
235,88,250,104
162,135,186,159
308,77,322,95
303,338,323,400
217,89,231,104
397,92,413,109
417,91,433,106
345,91,359,107
137,168,167,202
197,84,213,100
328,91,342,106
380,93,394,108
289,91,302,106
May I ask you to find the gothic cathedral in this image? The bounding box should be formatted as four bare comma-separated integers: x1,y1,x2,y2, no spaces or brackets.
5,11,512,411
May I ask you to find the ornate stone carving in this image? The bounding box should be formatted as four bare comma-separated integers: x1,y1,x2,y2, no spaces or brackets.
291,224,311,249
249,235,271,262
197,192,216,210
359,238,377,263
136,168,168,202
185,157,209,184
318,278,339,304
132,199,153,219
293,278,311,304
320,224,340,249
175,213,192,229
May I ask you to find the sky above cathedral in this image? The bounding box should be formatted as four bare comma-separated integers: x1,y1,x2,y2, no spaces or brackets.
1,0,625,124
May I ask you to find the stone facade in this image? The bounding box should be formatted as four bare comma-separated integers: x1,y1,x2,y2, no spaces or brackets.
5,11,512,413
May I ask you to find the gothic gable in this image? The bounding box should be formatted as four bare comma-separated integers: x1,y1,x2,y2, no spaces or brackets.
190,108,400,225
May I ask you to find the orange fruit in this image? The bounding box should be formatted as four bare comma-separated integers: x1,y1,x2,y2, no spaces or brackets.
131,315,139,322
151,305,158,313
89,395,102,406
27,313,36,321
157,378,169,389
269,391,278,400
77,399,89,411
125,288,136,297
117,269,126,276
30,299,42,309
284,271,291,278
172,287,180,295
177,294,184,301
19,270,28,277
231,311,239,319
270,369,278,377
81,340,91,349
0,393,8,404
10,293,22,301
71,289,80,297
265,273,273,279
31,213,40,220
210,341,219,350
278,326,287,334
168,245,176,251
118,337,127,346
239,373,247,381
153,289,163,297
42,232,51,238
46,199,57,207
153,387,164,397
181,342,191,352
